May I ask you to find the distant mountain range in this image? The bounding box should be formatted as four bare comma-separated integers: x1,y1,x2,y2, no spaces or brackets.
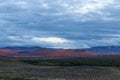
2,46,120,53
87,46,120,54
2,46,42,51
0,46,120,59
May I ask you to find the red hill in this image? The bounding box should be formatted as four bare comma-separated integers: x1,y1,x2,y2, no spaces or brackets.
30,49,94,58
0,48,94,58
0,49,21,54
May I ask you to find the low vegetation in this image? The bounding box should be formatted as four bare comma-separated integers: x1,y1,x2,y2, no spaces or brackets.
0,77,36,80
0,57,120,80
20,57,120,67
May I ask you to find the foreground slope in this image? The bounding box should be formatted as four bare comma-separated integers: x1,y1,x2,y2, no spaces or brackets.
0,56,31,67
0,54,119,80
0,60,120,80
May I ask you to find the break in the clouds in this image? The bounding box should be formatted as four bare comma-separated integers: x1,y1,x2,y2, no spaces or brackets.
0,0,120,48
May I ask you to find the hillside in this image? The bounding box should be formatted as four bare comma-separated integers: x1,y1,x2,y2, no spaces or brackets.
29,49,94,58
0,49,21,54
0,46,120,59
0,47,94,58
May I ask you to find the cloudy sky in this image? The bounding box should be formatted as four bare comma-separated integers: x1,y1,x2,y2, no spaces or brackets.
0,0,120,49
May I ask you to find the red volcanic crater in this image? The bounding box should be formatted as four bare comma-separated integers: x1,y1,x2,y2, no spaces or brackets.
30,49,94,58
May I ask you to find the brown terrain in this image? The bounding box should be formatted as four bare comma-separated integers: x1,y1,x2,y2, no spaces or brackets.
0,56,119,80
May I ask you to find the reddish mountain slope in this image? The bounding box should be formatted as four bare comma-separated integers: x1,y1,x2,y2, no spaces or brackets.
0,48,94,58
30,49,94,58
0,49,21,54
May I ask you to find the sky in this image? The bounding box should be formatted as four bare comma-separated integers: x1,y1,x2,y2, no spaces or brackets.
0,0,120,49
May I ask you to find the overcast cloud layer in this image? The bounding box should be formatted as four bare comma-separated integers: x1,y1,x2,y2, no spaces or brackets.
0,0,120,49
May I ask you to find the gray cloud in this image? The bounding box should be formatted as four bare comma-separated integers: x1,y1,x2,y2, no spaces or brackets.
0,0,120,48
